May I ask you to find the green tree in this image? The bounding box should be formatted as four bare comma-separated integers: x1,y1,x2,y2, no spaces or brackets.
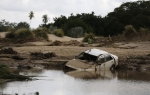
15,22,30,29
42,14,49,25
29,11,34,26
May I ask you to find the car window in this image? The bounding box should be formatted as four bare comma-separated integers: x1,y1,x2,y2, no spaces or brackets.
105,54,113,62
98,55,105,63
76,52,98,62
75,52,85,60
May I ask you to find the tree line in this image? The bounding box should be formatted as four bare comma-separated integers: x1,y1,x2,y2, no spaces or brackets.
50,0,150,37
0,0,150,37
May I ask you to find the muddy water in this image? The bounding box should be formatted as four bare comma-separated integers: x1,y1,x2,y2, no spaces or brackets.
0,69,150,95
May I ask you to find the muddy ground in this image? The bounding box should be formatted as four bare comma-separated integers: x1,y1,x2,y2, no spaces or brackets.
0,40,150,71
0,33,150,71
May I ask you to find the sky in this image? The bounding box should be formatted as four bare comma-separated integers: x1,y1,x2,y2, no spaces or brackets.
0,0,138,28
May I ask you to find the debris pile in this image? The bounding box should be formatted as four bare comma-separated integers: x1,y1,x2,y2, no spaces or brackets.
30,52,56,59
64,40,80,46
117,55,150,71
0,48,17,54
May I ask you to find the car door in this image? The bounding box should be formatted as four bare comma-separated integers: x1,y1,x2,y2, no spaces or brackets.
97,54,114,70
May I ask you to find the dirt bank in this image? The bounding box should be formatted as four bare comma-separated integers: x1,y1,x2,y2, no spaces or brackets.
0,32,150,71
0,42,149,71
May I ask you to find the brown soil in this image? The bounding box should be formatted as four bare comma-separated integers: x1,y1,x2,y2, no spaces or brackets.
0,32,150,71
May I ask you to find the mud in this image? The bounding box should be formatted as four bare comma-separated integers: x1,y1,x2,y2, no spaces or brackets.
0,47,150,71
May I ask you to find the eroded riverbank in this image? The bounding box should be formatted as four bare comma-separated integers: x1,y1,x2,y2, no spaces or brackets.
0,45,150,71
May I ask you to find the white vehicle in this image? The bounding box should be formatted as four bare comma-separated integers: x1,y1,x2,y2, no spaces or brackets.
66,48,118,70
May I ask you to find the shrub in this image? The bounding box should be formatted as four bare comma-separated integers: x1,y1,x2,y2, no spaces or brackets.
5,32,15,38
88,38,93,44
139,28,149,32
42,27,50,34
32,28,48,40
82,33,95,42
67,27,84,38
15,28,33,39
139,28,149,36
49,25,57,33
53,29,64,37
123,25,137,38
5,28,17,38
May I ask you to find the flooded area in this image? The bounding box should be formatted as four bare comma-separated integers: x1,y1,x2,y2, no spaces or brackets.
0,69,150,95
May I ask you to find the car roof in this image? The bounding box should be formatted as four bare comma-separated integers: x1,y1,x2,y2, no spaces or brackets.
84,48,108,56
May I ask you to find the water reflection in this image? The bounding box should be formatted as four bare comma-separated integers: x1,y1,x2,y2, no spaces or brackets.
66,70,117,80
1,68,150,95
118,70,150,81
0,82,7,94
66,69,150,81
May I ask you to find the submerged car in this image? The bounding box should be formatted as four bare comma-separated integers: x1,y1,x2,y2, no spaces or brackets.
66,48,118,70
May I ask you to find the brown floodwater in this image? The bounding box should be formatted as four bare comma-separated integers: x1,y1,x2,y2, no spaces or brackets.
0,69,150,95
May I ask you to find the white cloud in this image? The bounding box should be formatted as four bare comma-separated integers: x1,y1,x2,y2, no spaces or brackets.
0,0,138,28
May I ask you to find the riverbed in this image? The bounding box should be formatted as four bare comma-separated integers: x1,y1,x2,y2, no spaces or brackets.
0,69,150,95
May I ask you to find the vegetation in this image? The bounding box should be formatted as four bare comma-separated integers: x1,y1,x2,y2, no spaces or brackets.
15,28,33,39
5,28,49,42
0,64,30,81
67,27,84,38
53,29,64,37
0,19,17,32
29,11,34,25
42,14,49,25
15,22,30,30
88,38,93,44
123,25,137,38
50,1,150,37
32,28,48,40
5,31,15,38
1,0,150,42
83,33,95,42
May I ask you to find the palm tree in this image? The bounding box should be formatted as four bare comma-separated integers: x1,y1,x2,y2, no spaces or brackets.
42,14,49,25
29,11,34,25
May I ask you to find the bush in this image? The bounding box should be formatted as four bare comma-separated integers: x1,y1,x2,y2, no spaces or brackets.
5,32,15,38
32,28,48,40
67,27,84,38
42,27,50,34
49,25,57,33
123,25,137,38
139,28,149,32
53,29,64,37
15,28,33,39
88,38,93,44
5,28,17,38
82,33,95,43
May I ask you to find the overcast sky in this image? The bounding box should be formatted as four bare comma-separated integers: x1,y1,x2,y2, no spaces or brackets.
0,0,138,28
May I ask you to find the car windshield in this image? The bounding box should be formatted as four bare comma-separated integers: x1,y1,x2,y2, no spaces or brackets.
75,52,98,62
